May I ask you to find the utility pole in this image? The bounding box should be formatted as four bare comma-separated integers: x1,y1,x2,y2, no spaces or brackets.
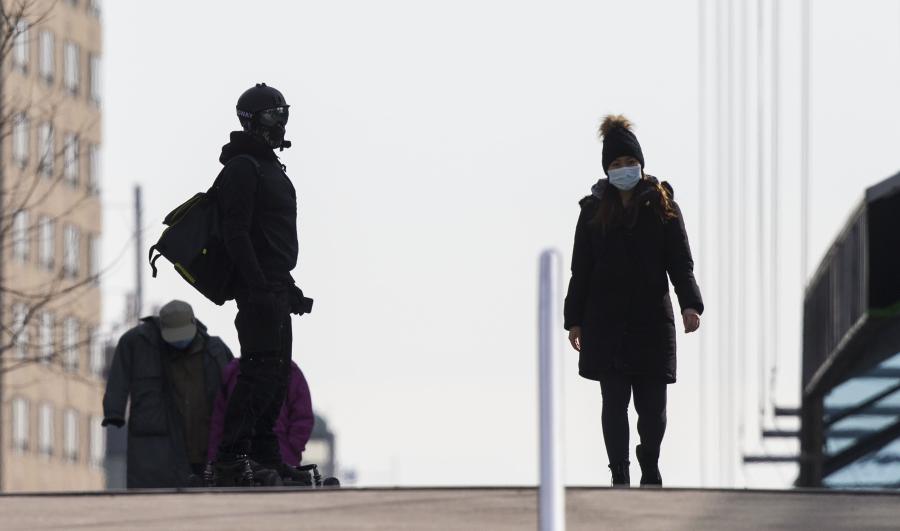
105,185,144,490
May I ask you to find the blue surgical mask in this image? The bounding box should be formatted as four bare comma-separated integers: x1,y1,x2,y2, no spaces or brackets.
608,165,642,191
167,338,193,350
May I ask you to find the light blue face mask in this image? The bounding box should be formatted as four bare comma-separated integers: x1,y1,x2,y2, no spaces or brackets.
167,338,193,350
608,164,642,191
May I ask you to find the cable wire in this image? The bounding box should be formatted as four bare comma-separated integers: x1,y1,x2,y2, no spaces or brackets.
714,0,728,488
738,0,750,486
696,0,708,488
769,0,781,415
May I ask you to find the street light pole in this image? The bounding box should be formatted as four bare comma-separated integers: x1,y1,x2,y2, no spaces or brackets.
538,249,564,531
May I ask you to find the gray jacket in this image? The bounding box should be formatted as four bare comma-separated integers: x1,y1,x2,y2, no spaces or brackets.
103,317,233,488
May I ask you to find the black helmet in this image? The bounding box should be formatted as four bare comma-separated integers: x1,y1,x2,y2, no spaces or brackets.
236,83,291,150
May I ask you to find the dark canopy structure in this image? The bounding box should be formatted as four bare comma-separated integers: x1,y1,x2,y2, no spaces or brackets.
798,171,900,488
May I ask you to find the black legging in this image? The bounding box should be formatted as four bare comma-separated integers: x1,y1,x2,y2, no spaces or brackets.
599,372,667,465
217,291,292,464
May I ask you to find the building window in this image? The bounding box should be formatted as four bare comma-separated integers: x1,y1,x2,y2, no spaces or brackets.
64,133,79,186
88,54,101,104
12,398,30,453
89,0,102,17
89,328,105,377
89,416,104,467
63,317,80,371
12,303,30,360
88,144,100,194
39,404,54,457
38,122,54,177
12,210,30,262
39,311,55,364
38,216,56,270
87,233,101,280
63,409,79,462
63,224,81,277
12,21,29,72
12,113,29,168
39,30,54,83
63,41,80,94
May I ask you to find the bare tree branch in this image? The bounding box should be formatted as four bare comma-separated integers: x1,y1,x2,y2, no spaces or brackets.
0,0,109,379
0,209,156,367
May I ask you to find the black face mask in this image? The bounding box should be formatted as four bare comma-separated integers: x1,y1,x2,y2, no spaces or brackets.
251,106,291,150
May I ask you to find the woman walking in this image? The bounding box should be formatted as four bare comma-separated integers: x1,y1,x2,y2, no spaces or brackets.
564,115,703,487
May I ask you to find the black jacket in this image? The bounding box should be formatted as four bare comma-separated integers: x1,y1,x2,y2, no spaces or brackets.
216,131,299,291
563,177,703,383
102,318,233,488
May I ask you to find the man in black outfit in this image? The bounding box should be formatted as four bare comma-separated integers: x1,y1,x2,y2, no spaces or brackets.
211,83,313,486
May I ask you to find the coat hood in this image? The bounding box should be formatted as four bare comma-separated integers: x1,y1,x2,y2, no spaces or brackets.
219,131,279,166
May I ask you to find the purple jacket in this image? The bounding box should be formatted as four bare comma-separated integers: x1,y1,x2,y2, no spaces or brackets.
207,359,314,466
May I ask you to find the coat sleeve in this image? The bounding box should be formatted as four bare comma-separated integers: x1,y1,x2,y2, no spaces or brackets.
564,199,595,330
207,359,239,462
664,201,704,315
284,362,314,464
102,331,134,426
217,158,269,291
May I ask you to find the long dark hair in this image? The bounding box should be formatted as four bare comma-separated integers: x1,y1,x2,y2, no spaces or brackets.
591,177,678,232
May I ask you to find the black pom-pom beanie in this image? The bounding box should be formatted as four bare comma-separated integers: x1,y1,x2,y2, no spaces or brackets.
602,124,644,175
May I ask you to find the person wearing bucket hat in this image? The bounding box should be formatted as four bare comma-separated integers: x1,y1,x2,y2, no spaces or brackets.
102,300,234,488
564,115,704,488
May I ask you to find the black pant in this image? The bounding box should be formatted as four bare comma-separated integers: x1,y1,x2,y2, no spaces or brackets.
217,291,292,464
599,372,667,465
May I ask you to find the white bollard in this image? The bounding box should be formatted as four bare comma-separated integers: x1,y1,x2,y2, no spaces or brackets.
538,249,565,531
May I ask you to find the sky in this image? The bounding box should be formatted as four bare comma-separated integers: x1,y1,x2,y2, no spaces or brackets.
99,0,900,488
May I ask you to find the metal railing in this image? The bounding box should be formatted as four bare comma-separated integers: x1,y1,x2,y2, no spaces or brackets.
801,205,867,388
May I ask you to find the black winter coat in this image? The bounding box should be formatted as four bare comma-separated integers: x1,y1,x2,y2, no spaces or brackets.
102,318,233,488
563,177,703,383
216,131,299,291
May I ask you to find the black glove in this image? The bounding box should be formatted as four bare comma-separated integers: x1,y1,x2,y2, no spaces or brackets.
289,285,314,315
102,417,125,428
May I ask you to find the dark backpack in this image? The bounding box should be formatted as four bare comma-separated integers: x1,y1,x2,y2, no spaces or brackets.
148,155,260,305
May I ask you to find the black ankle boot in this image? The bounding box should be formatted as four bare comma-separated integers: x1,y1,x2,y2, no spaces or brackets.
608,461,630,487
260,461,313,486
636,444,662,487
213,454,283,487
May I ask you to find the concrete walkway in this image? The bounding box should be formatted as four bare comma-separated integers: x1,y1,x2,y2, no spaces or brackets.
1,487,898,530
